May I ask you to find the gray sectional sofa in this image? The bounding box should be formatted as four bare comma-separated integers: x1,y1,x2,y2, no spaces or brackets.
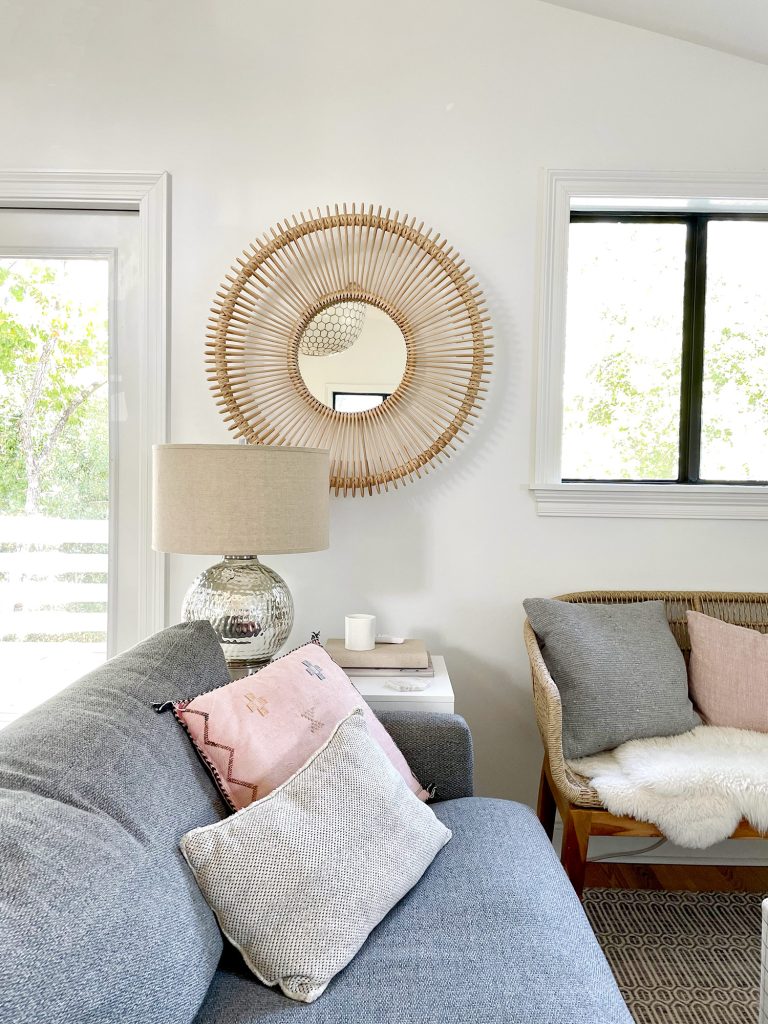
0,621,632,1024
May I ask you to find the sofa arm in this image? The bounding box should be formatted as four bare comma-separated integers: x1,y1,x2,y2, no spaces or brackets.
376,711,474,801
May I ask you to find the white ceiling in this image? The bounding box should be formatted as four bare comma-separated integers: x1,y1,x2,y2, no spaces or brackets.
539,0,768,66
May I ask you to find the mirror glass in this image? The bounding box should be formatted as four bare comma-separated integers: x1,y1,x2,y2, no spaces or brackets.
298,303,407,412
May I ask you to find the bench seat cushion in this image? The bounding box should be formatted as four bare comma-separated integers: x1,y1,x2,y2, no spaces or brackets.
194,797,632,1024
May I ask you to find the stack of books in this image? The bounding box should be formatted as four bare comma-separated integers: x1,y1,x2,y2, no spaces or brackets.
325,638,433,679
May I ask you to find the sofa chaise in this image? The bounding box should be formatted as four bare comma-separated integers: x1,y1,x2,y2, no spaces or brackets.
0,621,632,1024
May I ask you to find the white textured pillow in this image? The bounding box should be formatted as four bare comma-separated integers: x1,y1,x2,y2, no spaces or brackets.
179,709,451,1003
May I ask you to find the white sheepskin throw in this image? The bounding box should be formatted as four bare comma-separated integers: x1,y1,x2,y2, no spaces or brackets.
570,726,768,848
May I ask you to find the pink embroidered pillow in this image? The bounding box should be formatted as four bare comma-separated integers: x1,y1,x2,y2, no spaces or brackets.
172,643,428,810
687,611,768,731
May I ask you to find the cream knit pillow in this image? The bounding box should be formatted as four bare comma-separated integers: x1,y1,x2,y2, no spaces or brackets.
179,710,451,1003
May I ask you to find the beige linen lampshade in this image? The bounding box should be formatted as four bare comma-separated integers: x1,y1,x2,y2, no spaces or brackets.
152,444,329,556
152,444,330,675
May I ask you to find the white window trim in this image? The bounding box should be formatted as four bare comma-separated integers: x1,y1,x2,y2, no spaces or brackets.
533,168,768,519
0,170,170,637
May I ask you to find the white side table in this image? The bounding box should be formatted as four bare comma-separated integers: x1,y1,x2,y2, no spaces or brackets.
350,655,454,715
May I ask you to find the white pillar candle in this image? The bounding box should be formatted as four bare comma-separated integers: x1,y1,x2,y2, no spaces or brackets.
345,614,376,651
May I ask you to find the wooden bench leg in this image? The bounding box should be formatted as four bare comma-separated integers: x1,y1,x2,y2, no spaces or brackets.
561,806,592,900
536,761,557,841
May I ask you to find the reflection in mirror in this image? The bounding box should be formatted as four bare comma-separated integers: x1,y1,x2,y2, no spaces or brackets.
298,304,407,412
299,301,366,356
333,391,388,413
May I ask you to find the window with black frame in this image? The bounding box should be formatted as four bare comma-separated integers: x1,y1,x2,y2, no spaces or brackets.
562,213,768,484
332,391,390,413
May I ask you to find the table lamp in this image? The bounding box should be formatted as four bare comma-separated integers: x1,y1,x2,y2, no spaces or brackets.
152,444,329,675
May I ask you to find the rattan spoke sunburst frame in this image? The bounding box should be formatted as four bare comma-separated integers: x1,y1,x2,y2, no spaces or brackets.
206,203,492,496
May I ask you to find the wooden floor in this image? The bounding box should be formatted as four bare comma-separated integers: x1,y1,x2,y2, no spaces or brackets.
587,861,768,893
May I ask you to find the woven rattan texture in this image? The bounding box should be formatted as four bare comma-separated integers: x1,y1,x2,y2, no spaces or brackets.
180,710,451,1003
525,591,768,808
206,204,492,496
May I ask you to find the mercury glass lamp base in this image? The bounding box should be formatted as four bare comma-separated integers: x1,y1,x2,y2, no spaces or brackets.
181,556,294,675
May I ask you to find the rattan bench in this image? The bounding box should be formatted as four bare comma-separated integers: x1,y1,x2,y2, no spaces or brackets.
524,590,768,897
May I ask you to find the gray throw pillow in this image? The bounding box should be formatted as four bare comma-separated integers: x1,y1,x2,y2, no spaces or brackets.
524,599,700,759
180,709,451,1003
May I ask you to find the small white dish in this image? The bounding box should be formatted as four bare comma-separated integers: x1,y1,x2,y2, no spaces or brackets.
384,678,431,693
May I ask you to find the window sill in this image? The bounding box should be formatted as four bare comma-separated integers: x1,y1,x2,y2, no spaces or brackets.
531,483,768,520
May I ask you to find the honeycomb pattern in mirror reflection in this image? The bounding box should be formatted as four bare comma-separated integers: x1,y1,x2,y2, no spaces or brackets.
298,301,367,356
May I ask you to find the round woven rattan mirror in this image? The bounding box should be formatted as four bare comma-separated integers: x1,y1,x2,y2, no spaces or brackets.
206,204,491,496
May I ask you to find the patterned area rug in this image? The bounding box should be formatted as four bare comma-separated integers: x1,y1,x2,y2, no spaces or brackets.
583,888,763,1024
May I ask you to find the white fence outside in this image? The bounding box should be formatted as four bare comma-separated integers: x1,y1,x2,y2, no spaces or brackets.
0,515,108,726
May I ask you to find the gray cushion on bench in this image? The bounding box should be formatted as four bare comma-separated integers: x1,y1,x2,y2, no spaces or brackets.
194,798,633,1024
0,621,230,1024
524,598,700,758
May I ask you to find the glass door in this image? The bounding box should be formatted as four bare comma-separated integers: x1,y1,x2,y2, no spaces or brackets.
0,209,141,725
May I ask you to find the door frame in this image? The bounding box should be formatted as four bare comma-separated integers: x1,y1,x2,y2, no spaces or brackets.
0,171,170,641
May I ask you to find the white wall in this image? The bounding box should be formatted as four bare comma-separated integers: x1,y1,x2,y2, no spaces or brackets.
4,0,768,804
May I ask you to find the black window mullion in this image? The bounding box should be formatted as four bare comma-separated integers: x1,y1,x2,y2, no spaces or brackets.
678,216,707,483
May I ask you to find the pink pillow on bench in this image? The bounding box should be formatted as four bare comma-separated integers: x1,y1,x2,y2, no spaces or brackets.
172,642,428,810
687,610,768,732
